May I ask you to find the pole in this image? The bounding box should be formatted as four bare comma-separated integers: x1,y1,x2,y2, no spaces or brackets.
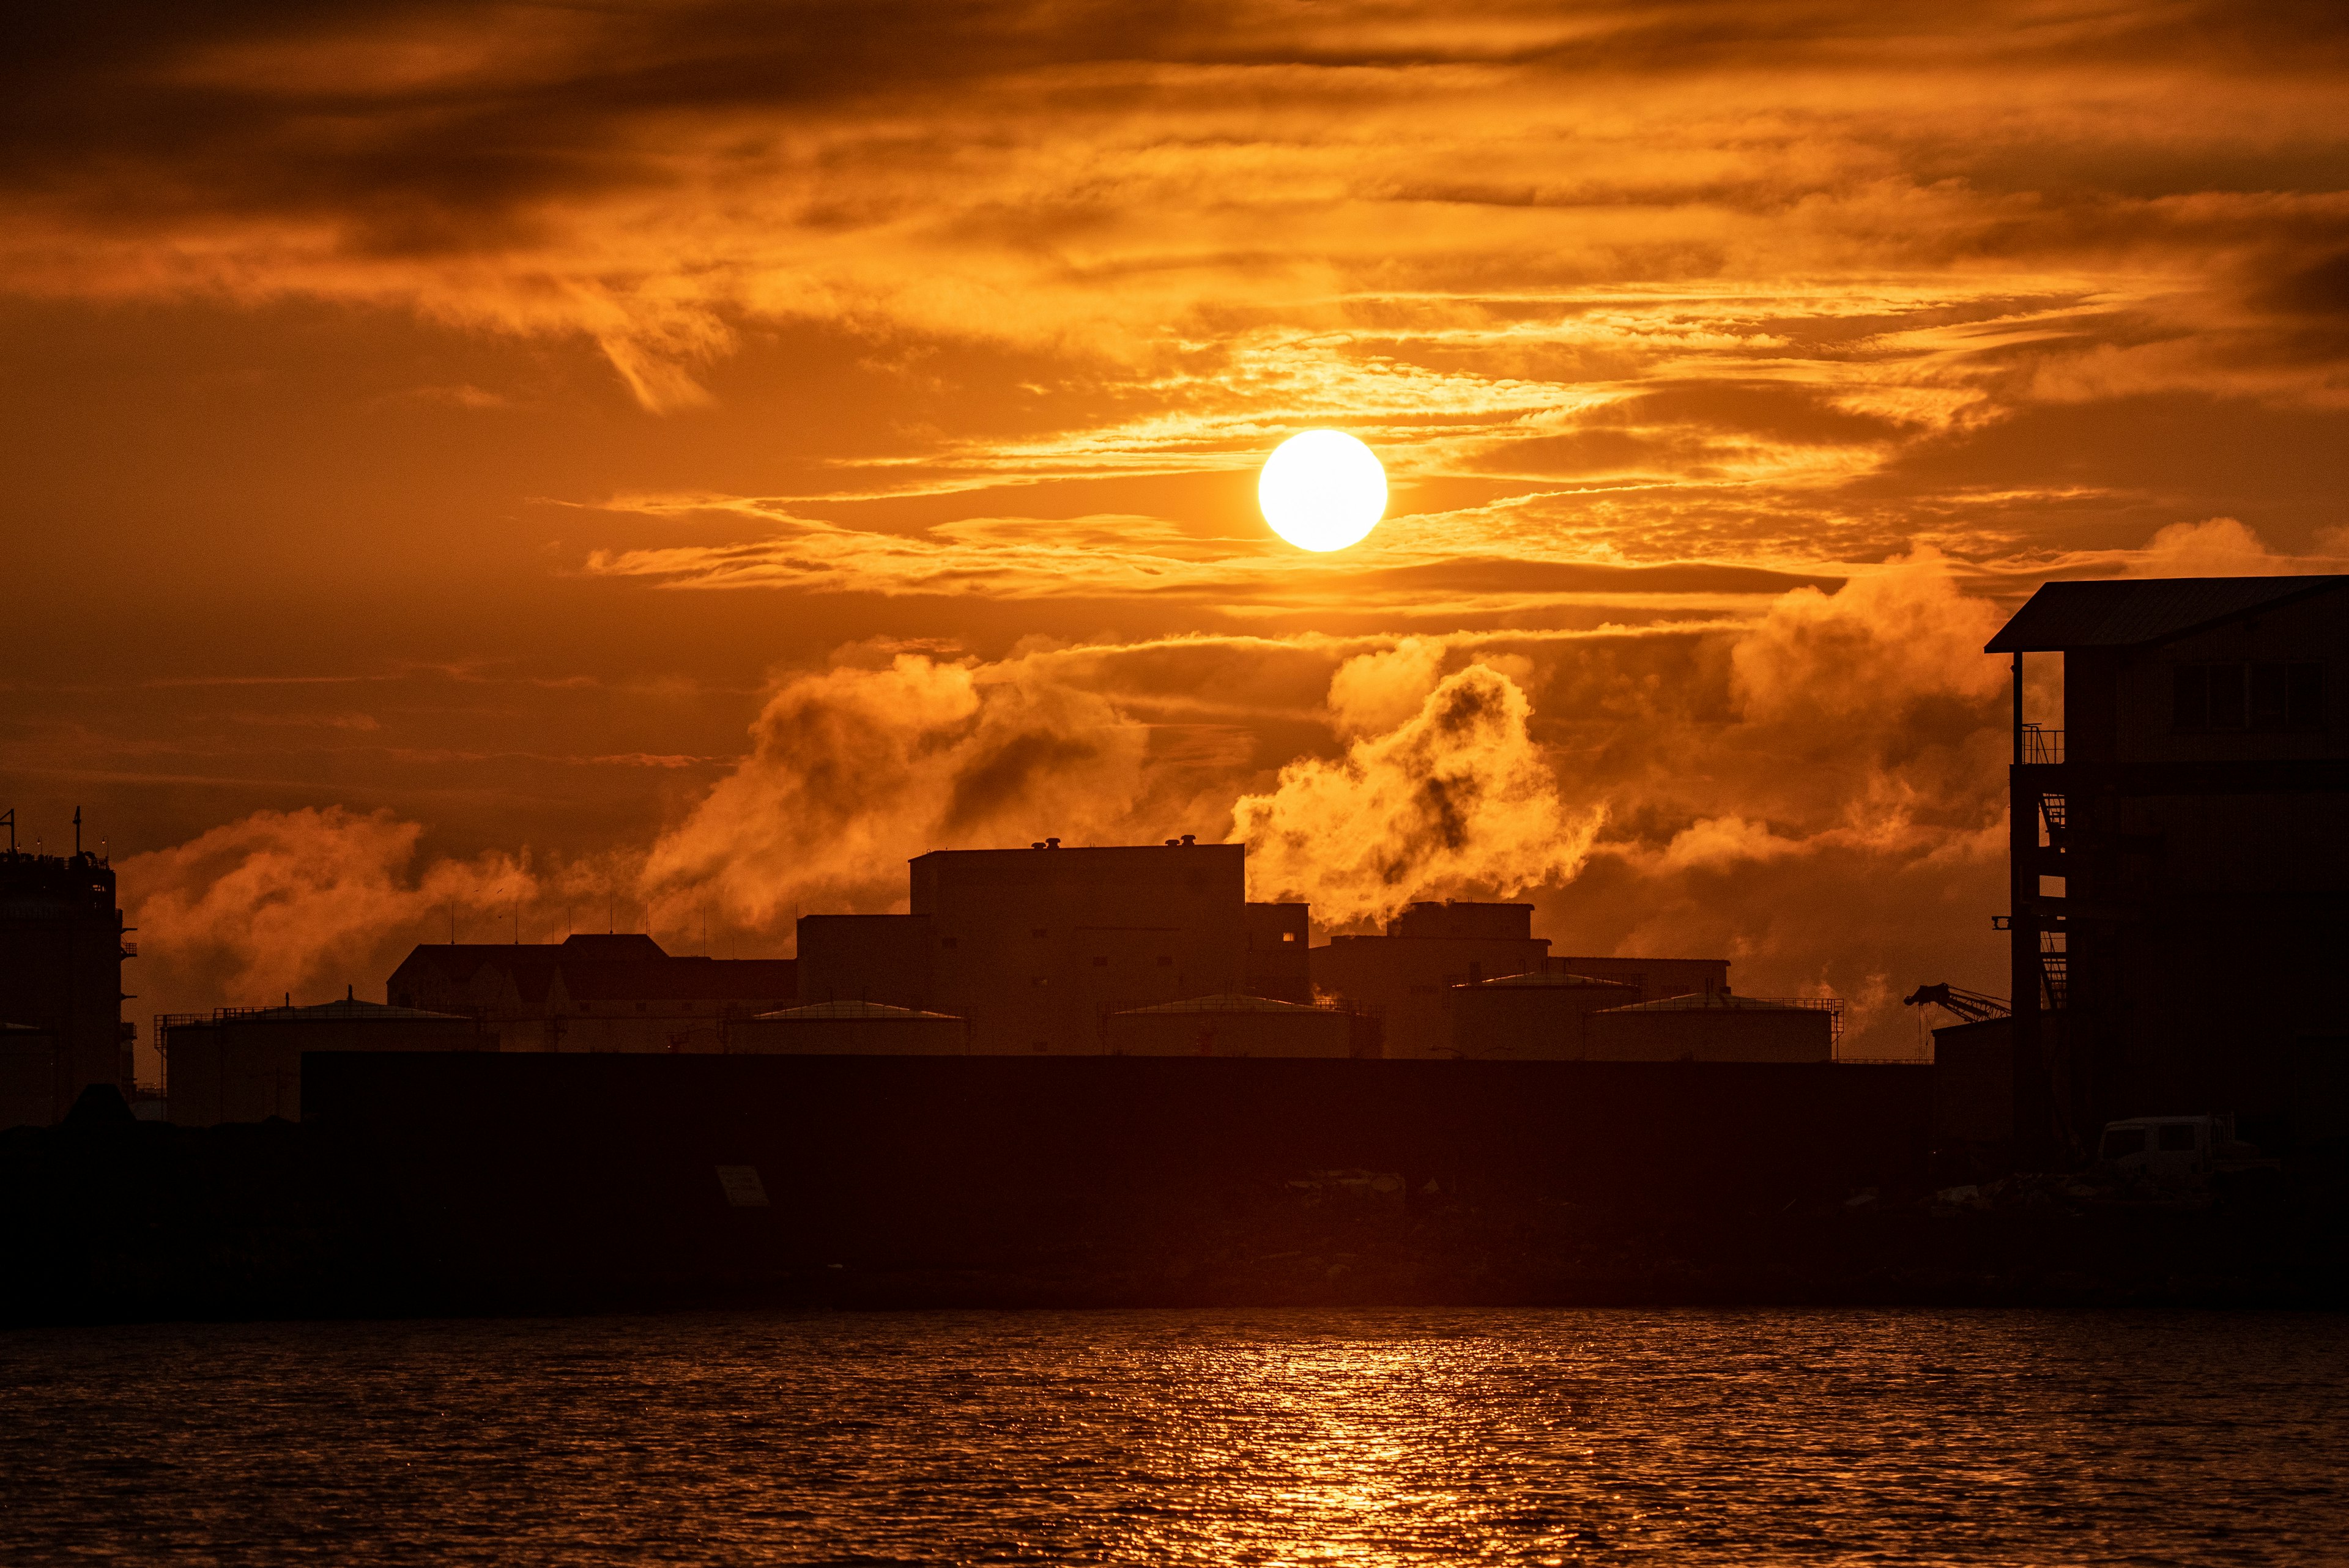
2009,649,2049,1165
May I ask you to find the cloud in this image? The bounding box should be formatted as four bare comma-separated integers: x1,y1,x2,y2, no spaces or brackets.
119,806,536,1023
1729,547,2008,723
639,650,1152,924
2125,516,2342,577
1233,662,1605,925
1326,636,1449,736
105,550,2232,1062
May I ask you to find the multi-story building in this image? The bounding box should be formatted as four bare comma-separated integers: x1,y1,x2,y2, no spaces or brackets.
386,932,796,1052
0,828,133,1123
1987,573,2349,1158
794,838,1330,1053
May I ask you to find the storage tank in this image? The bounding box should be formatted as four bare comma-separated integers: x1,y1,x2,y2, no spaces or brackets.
1583,991,1836,1063
1447,971,1642,1059
161,998,491,1125
1104,994,1351,1057
729,1000,968,1055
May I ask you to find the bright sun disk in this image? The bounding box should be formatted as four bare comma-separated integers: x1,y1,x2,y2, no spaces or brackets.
1258,430,1386,552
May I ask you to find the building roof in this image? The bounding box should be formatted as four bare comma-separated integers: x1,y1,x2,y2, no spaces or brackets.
1984,575,2349,653
755,1000,961,1021
1113,993,1334,1015
559,958,797,1002
390,940,795,1005
1466,971,1639,990
1597,991,1824,1013
240,999,469,1022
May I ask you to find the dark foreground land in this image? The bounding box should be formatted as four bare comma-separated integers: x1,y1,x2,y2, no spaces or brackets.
6,1104,2344,1326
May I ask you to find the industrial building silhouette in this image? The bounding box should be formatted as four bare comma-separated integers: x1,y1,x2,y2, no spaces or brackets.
1981,572,2349,1163
0,818,136,1129
119,841,1829,1123
12,571,2340,1159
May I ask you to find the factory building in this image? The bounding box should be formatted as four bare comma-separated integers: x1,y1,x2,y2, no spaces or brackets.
1583,991,1839,1063
0,828,135,1123
1,1022,64,1130
1309,901,1552,1057
794,839,1324,1054
1987,572,2349,1158
385,933,797,1052
1104,993,1355,1057
1241,902,1312,1002
160,997,491,1125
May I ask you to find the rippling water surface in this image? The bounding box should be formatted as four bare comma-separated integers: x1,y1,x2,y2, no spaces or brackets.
4,1308,2343,1564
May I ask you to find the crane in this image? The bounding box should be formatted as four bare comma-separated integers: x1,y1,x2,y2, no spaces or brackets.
1902,983,2011,1024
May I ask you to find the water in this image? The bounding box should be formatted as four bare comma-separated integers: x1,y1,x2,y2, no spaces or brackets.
3,1309,2342,1565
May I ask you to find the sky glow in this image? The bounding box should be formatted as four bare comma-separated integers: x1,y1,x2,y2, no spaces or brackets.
5,1,2346,1070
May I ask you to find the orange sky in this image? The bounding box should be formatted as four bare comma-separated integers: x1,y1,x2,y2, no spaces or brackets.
5,1,2347,1064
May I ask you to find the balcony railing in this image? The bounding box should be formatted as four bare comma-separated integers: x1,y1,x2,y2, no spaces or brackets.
2021,725,2065,764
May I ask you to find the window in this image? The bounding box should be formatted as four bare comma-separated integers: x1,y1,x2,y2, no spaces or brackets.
2099,1128,2146,1159
2175,661,2325,731
1031,976,1048,988
2158,1123,2199,1152
1282,931,1296,943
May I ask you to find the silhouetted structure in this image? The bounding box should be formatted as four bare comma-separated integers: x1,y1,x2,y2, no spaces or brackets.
160,997,491,1124
1241,902,1312,1002
1988,574,2349,1159
1446,971,1642,1059
1906,984,2021,1174
305,1051,1936,1289
1104,993,1354,1057
794,840,1319,1053
0,824,133,1125
0,1022,64,1130
1545,955,1730,1005
1583,991,1839,1062
1310,901,1553,1057
387,933,795,1053
729,1000,968,1056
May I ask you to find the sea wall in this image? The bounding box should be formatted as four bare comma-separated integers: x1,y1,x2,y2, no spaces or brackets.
305,1053,1931,1290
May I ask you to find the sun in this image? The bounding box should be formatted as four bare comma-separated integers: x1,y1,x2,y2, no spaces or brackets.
1258,431,1386,552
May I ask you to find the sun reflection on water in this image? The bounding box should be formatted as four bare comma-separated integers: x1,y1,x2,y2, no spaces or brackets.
4,1308,2346,1565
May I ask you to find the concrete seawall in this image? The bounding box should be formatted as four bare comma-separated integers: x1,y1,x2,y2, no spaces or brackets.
306,1053,1932,1291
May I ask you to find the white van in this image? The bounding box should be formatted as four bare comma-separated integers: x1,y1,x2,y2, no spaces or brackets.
2096,1115,2233,1181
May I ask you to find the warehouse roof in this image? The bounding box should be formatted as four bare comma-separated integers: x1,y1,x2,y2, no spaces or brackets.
1984,575,2348,653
